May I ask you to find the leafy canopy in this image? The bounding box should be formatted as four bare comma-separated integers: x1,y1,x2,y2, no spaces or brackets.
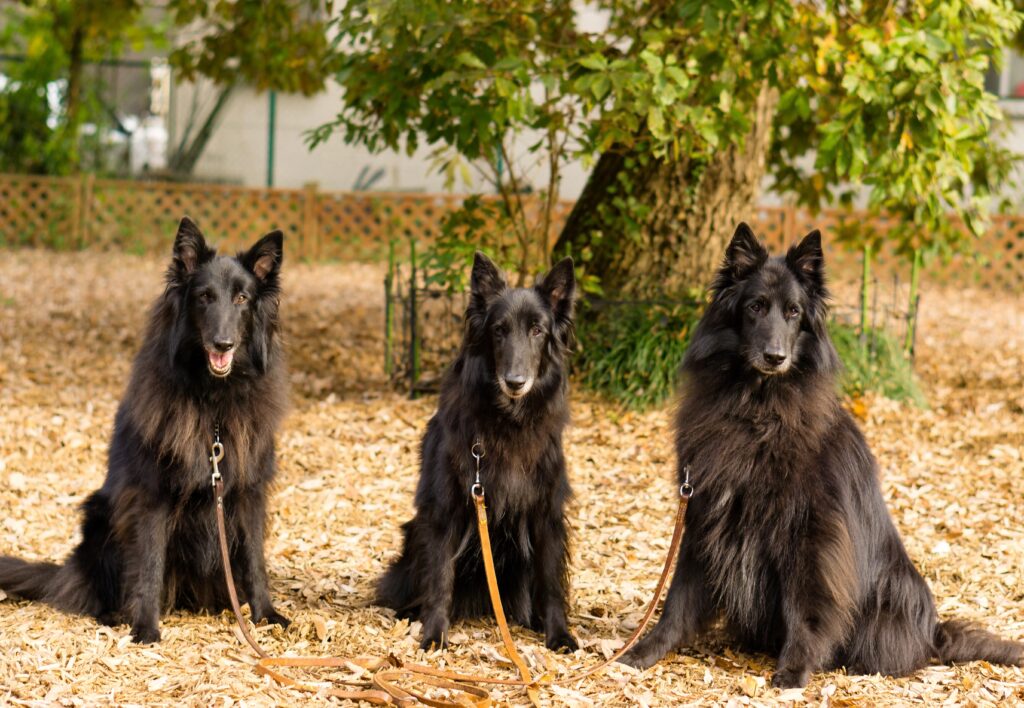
0,0,153,174
316,0,1021,262
168,0,337,96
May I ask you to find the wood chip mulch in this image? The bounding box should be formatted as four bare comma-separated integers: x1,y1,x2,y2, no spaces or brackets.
0,250,1022,707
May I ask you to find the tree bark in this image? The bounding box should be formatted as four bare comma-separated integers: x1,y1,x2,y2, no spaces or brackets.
60,23,86,172
554,83,779,298
168,83,236,175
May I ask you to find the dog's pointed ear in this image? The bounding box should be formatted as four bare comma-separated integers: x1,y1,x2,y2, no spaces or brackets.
723,222,768,281
537,257,576,316
470,251,506,300
172,217,212,276
786,229,824,286
242,230,284,282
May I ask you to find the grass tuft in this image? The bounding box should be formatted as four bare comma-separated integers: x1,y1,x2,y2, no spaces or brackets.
829,322,926,406
576,303,926,410
574,301,703,410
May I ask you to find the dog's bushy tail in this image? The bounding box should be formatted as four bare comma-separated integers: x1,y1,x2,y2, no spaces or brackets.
0,556,101,616
0,556,61,601
935,619,1024,666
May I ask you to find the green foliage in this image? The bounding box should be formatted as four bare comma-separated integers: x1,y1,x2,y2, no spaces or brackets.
420,197,520,292
576,304,925,410
312,0,594,281
0,0,156,174
574,301,703,410
830,322,926,406
319,0,1022,289
167,0,336,96
772,0,1020,258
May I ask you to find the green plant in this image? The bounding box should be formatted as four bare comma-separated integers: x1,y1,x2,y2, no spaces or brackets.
420,197,519,293
575,302,925,410
574,300,703,410
830,322,926,406
315,1,1021,301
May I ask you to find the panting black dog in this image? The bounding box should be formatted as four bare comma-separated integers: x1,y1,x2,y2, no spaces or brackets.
377,252,579,652
622,224,1023,687
0,217,290,643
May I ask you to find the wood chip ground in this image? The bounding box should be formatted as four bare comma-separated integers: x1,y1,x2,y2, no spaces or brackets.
0,250,1022,706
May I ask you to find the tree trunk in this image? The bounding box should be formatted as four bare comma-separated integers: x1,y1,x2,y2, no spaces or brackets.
60,23,86,172
168,84,236,175
554,84,779,298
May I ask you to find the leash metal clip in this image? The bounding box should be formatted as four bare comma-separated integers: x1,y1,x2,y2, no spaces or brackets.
211,424,225,488
680,465,694,499
210,443,224,487
471,441,485,499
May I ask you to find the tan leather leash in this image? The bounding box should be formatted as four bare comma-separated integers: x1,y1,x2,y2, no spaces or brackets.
210,431,692,705
468,440,542,706
468,446,694,691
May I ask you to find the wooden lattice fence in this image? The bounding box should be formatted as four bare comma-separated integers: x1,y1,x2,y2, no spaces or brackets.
1,172,1023,290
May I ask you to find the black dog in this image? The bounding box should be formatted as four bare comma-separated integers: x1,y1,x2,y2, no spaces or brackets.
0,217,290,643
377,252,579,652
622,224,1023,686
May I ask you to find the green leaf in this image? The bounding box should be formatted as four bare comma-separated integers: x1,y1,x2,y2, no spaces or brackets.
578,53,608,71
456,51,487,69
647,106,666,139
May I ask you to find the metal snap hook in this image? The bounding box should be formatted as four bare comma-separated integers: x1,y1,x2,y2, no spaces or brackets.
680,464,694,498
210,441,225,486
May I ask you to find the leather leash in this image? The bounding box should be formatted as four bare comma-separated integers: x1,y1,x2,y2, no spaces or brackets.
210,432,692,705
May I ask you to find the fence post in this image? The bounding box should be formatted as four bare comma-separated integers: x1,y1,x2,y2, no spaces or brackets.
302,182,319,261
859,244,872,352
409,237,420,400
384,239,395,380
783,204,797,239
79,174,95,249
903,248,921,356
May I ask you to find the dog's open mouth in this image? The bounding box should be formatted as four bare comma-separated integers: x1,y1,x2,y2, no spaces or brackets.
207,349,234,378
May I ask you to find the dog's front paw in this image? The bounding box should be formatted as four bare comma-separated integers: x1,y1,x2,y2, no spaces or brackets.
96,612,119,627
545,630,579,653
256,609,291,629
771,667,809,689
419,617,449,651
618,644,659,670
419,631,448,651
130,623,161,644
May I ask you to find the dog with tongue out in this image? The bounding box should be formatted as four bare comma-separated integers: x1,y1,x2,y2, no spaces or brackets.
0,217,291,644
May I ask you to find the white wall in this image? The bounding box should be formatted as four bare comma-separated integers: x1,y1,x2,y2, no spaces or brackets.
170,79,592,198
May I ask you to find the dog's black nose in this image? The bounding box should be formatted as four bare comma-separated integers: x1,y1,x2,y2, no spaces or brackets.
504,374,527,391
213,339,235,353
763,350,787,367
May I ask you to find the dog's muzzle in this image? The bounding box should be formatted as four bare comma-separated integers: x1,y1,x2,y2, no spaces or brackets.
499,375,534,399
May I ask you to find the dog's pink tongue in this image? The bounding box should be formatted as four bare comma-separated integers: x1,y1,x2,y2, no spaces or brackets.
209,350,233,370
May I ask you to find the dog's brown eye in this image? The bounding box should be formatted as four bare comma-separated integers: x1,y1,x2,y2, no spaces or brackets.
233,293,247,305
749,301,762,313
530,325,543,337
198,293,213,305
787,305,800,319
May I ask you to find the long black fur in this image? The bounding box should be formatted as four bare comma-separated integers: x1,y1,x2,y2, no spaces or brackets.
0,217,291,643
377,252,579,652
622,224,1024,687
